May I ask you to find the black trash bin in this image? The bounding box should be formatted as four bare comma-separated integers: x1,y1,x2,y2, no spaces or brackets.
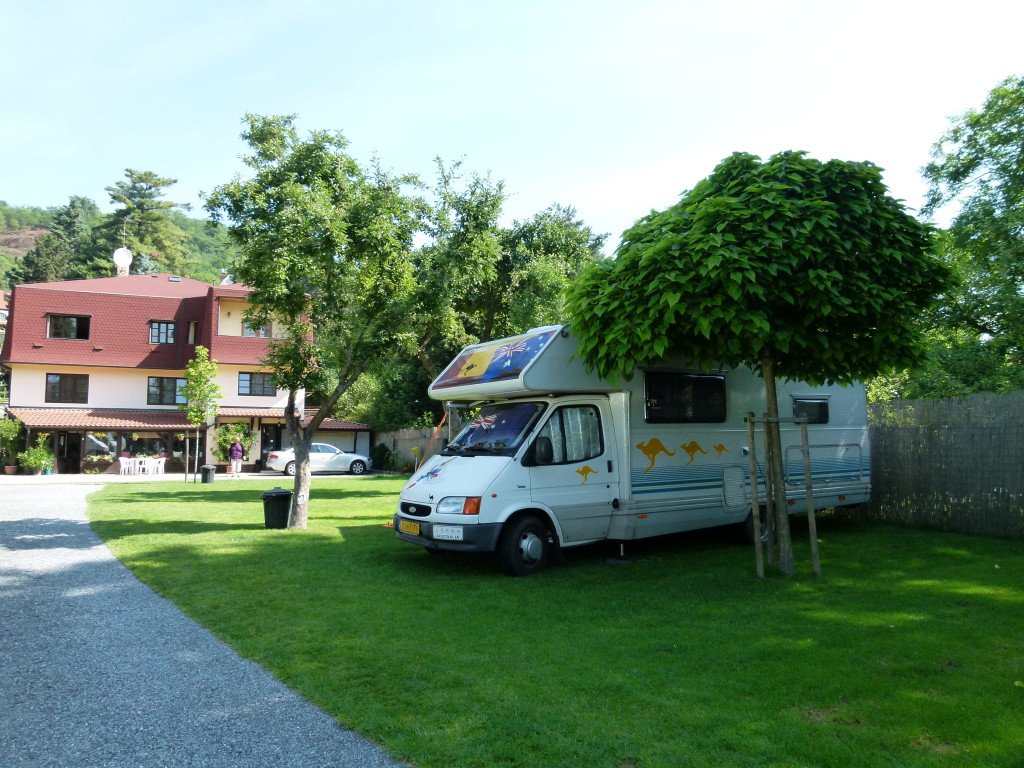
262,487,292,529
200,464,217,483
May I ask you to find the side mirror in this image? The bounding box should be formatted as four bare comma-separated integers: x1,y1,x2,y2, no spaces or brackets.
534,436,554,465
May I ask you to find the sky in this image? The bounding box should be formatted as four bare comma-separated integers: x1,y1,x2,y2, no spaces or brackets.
2,0,1022,253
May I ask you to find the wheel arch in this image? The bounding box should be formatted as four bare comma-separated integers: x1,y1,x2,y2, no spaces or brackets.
499,506,563,546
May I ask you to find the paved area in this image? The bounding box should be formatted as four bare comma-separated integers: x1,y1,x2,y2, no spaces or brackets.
0,484,405,768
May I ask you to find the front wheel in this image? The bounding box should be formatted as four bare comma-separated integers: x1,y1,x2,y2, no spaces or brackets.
498,514,552,576
284,461,296,477
349,460,366,475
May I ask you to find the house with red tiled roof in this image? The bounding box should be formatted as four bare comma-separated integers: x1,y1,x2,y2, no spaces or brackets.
0,273,369,474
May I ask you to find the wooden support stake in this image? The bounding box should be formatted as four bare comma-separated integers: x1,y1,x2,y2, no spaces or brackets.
799,419,821,576
760,413,776,567
749,415,765,577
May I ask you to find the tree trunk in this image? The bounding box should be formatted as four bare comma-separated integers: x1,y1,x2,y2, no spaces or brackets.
761,355,795,575
283,394,313,529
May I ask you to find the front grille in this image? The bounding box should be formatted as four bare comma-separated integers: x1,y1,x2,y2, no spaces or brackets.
401,502,432,517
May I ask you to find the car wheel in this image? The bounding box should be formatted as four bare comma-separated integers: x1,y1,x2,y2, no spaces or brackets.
349,460,366,475
284,461,296,477
497,514,552,577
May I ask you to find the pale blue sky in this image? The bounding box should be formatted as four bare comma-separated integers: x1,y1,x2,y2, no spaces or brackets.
2,0,1021,251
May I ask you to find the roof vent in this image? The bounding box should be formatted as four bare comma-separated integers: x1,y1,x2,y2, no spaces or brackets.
168,276,182,282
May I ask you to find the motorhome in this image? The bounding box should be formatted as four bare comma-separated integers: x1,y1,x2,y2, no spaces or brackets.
394,325,870,575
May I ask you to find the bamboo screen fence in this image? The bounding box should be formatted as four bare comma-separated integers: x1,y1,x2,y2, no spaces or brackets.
866,392,1024,539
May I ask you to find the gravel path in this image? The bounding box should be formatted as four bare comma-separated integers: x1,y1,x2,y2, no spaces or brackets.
0,485,406,768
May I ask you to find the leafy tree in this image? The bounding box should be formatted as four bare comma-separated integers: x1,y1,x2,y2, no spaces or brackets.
98,169,190,276
12,231,74,283
498,204,606,337
180,345,221,482
207,114,421,528
899,74,1024,398
566,151,953,574
9,196,104,284
410,162,604,386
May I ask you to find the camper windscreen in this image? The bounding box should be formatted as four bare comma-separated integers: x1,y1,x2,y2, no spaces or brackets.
443,402,546,457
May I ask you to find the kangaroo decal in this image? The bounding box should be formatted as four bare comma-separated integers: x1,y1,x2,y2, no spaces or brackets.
636,438,675,474
681,440,708,465
576,465,597,484
713,443,729,459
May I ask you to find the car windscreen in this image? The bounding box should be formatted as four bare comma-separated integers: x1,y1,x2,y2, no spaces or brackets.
442,401,546,457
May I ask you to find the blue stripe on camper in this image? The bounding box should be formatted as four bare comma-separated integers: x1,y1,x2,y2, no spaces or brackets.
631,458,864,496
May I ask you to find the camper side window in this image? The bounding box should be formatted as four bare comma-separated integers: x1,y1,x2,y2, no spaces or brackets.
537,405,603,464
793,398,829,424
644,372,726,423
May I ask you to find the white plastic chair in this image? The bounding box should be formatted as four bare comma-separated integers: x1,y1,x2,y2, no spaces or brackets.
118,457,133,475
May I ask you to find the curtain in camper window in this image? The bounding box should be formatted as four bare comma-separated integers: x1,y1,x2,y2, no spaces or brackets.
538,405,603,464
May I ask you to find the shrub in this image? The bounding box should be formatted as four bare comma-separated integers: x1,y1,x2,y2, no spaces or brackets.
212,424,256,461
18,434,54,473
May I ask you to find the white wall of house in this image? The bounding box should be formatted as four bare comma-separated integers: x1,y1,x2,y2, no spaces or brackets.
8,363,297,412
216,298,286,339
215,365,296,410
314,431,371,456
9,365,184,409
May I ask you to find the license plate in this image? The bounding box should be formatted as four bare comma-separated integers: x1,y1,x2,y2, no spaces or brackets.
433,525,464,541
398,519,420,535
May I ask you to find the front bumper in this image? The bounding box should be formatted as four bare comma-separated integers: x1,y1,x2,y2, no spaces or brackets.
393,514,503,553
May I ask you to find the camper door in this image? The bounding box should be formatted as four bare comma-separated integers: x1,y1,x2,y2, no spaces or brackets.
529,401,619,542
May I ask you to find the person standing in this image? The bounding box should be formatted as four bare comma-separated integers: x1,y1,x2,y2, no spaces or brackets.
229,438,244,478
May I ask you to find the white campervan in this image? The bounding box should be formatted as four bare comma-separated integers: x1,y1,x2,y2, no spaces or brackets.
394,325,870,575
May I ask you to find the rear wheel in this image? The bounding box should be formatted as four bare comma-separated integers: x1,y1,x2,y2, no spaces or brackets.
349,460,366,475
497,514,552,576
741,509,769,544
284,461,296,477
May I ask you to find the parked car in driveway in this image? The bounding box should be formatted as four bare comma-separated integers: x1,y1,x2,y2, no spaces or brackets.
266,444,371,476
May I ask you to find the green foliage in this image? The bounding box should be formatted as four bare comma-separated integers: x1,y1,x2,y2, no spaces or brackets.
892,74,1024,400
369,443,401,471
207,114,423,524
8,196,106,284
17,433,53,472
98,169,191,276
180,345,222,427
212,424,256,461
170,210,239,283
207,114,422,415
567,151,953,385
0,201,53,229
0,416,22,465
411,160,605,385
335,361,440,431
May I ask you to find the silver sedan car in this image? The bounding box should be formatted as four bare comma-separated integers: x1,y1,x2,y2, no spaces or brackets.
265,443,371,476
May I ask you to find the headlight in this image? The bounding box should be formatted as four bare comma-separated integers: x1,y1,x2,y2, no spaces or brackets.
436,496,481,515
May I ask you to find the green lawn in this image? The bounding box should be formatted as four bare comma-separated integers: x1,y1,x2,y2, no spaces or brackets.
87,477,1024,768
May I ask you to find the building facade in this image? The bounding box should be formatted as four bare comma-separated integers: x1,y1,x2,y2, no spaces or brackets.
0,273,311,473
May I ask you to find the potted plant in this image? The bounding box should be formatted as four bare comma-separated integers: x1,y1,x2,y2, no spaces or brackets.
17,434,55,475
0,416,22,474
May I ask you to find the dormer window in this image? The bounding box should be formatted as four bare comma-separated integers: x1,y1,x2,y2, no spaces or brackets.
149,321,176,344
48,314,90,340
242,322,270,338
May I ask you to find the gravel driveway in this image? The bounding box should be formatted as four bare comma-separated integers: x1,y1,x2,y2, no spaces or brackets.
0,484,406,768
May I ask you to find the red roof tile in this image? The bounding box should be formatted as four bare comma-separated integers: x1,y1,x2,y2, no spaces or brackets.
7,407,190,430
26,274,212,298
302,409,370,431
217,407,287,419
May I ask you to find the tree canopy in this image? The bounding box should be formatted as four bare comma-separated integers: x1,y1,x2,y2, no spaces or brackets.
567,151,951,385
904,74,1024,397
207,114,422,527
